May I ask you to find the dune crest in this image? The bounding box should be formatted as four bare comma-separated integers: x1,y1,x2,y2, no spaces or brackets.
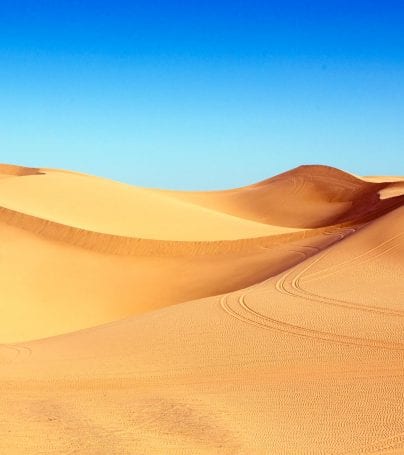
0,163,403,454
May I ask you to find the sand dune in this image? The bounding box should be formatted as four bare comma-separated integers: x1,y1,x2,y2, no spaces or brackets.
0,163,403,454
169,165,402,227
0,166,299,240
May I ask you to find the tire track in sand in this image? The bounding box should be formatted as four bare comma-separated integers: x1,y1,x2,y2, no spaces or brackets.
220,228,404,350
276,234,404,317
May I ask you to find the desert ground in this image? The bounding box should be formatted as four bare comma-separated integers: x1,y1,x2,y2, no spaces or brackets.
0,163,403,454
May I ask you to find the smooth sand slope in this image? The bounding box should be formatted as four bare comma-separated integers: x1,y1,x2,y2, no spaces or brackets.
0,163,403,454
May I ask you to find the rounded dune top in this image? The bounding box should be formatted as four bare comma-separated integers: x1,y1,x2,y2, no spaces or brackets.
0,164,300,241
168,164,404,228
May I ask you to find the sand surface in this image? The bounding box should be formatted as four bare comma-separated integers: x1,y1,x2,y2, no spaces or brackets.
0,163,403,454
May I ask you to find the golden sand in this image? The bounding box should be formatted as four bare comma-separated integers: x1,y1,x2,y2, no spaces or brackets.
0,163,403,454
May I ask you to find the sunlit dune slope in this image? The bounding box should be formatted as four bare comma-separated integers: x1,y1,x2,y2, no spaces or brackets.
0,216,341,342
361,175,404,199
1,203,403,454
0,164,298,240
361,175,404,182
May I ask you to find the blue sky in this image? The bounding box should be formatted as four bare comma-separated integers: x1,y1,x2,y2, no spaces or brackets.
0,1,403,189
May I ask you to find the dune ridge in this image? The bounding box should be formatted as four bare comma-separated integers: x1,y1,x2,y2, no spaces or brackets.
0,204,363,256
0,163,403,454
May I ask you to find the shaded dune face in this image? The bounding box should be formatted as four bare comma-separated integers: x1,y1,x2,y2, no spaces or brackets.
0,163,44,176
0,163,404,454
172,165,403,228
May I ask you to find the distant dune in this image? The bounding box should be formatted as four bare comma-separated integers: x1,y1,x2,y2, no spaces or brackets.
0,163,403,454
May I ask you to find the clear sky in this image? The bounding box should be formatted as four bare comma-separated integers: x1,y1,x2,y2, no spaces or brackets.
0,1,403,189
